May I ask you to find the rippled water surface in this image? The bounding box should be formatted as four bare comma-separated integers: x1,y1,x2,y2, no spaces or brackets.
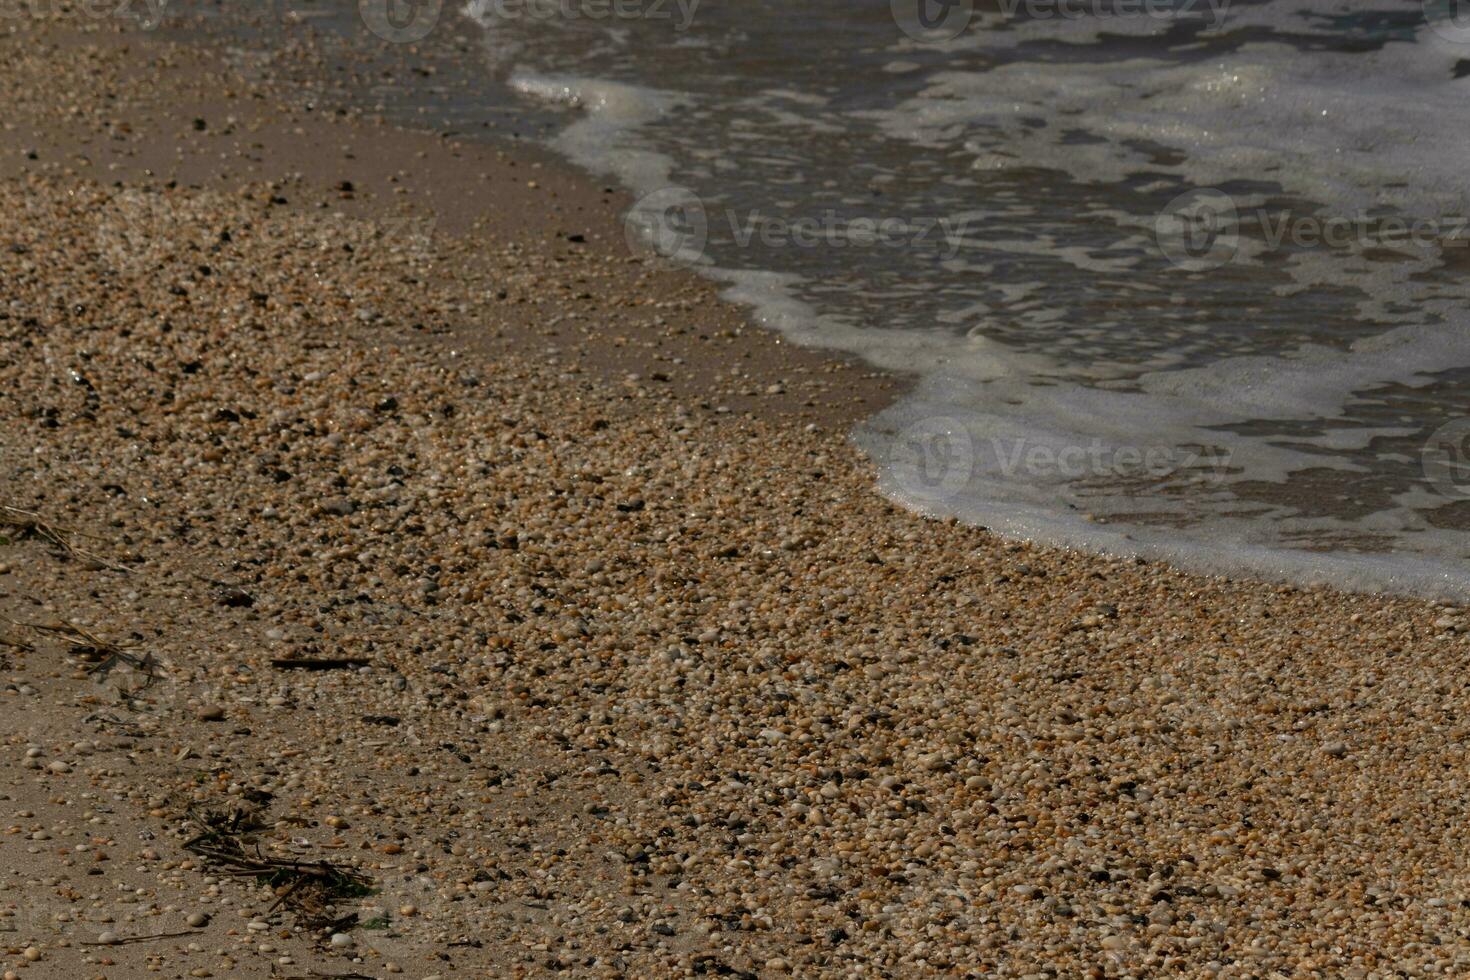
180,0,1470,597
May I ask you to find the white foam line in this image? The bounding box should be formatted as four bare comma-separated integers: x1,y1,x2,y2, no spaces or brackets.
505,70,685,194
477,5,1470,599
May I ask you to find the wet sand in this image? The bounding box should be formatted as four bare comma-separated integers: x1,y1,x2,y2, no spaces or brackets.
1,9,1469,980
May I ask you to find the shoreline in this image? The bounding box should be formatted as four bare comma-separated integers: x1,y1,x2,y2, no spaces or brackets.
2,9,1469,979
8,6,907,434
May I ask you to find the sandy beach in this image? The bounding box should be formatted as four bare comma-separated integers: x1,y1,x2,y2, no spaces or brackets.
2,8,1469,979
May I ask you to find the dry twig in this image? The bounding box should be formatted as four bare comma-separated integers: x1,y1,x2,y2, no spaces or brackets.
0,505,127,572
5,618,160,686
181,808,372,931
0,631,32,651
81,929,196,947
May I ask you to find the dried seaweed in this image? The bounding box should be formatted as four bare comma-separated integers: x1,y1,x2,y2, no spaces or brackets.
182,808,373,932
6,618,159,687
0,504,128,571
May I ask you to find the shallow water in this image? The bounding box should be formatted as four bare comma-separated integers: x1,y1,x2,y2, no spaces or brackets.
174,0,1470,598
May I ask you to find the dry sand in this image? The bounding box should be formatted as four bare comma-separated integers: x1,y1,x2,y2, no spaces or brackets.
1,8,1469,980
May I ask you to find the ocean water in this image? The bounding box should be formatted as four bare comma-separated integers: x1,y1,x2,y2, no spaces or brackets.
462,0,1470,598
174,0,1470,598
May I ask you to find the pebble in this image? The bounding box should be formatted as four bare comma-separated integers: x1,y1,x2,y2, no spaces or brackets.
187,912,210,928
318,497,356,517
0,29,1466,980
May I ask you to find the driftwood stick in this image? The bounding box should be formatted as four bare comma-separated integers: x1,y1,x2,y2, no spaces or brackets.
81,929,196,946
271,657,372,670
